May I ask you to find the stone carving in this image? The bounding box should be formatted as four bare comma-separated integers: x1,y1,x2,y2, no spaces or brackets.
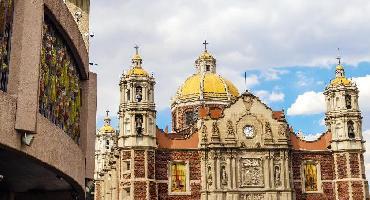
211,121,221,142
240,158,264,187
207,166,213,186
278,124,287,137
274,165,281,187
220,165,228,186
240,193,264,200
265,122,273,140
201,121,208,143
243,95,254,111
227,120,235,137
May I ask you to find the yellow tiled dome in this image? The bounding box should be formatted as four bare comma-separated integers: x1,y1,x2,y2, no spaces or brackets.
176,73,239,101
127,67,149,77
100,124,115,133
330,77,351,86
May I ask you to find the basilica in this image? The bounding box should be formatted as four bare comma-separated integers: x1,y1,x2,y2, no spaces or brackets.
94,45,369,200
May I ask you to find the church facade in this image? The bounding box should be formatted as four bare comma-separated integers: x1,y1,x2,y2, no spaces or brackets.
94,46,369,200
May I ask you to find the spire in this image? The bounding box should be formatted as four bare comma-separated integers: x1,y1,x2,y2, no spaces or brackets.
104,110,111,125
336,48,341,65
132,44,142,67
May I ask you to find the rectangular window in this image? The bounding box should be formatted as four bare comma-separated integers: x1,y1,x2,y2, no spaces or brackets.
39,17,82,143
169,161,190,194
0,0,14,92
302,161,321,193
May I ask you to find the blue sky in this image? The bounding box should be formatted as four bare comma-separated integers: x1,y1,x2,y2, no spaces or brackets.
91,0,370,177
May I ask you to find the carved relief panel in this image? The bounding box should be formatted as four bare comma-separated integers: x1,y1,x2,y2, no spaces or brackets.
239,158,264,187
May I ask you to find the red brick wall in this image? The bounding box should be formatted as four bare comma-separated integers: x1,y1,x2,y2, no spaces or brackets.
155,150,201,200
148,150,155,179
149,181,157,199
121,150,131,160
350,153,360,178
352,181,364,199
292,151,334,200
337,181,349,200
134,150,145,178
336,153,347,179
134,181,147,200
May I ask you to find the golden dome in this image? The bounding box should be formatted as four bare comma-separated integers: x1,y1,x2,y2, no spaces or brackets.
100,124,115,133
330,77,351,86
198,51,214,60
176,73,239,101
336,65,344,70
127,67,149,77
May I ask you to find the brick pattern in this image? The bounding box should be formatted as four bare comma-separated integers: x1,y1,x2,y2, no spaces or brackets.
352,181,364,199
149,181,157,199
336,153,348,179
292,151,335,200
349,153,360,178
134,150,145,178
157,183,201,200
337,181,349,200
155,150,201,180
148,150,155,179
134,181,147,200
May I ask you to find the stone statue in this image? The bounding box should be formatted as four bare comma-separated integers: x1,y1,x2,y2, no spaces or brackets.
274,165,281,187
135,87,142,102
221,165,228,186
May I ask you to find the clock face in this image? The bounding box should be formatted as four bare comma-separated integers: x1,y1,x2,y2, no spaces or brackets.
244,126,254,138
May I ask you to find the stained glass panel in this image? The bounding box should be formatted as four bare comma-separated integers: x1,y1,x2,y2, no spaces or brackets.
304,162,318,191
0,0,13,92
39,17,81,143
171,162,187,192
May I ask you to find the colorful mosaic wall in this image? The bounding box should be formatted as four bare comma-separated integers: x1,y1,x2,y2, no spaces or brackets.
39,17,81,143
0,0,13,92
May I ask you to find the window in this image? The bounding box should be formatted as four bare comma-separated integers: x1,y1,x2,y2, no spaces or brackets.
206,65,210,71
302,161,321,193
345,95,352,109
135,114,143,136
348,120,355,138
169,161,190,195
185,110,197,126
135,86,142,102
126,89,130,101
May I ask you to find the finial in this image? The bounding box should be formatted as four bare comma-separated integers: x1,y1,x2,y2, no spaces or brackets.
134,44,139,55
336,48,341,65
203,40,209,51
106,110,110,117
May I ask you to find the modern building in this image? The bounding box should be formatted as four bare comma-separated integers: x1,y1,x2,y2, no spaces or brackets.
94,45,369,200
0,0,96,199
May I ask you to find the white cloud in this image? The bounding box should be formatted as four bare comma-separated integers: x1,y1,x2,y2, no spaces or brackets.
304,133,323,141
353,75,370,112
255,90,285,103
287,91,325,116
89,0,370,118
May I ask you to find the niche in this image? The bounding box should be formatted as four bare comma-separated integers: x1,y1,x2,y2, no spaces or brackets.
135,114,143,136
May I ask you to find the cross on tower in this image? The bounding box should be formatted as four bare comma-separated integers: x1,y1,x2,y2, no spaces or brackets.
203,40,209,51
336,48,341,65
134,44,139,54
106,110,110,117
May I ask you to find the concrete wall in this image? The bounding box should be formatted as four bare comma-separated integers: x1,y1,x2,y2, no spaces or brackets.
0,0,95,198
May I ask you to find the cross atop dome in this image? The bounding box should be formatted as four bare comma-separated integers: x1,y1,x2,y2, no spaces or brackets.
336,48,341,65
203,40,209,51
131,44,143,67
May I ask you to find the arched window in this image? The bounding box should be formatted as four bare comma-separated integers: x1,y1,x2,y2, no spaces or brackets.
126,89,130,101
135,114,143,135
345,95,352,109
135,86,142,102
348,120,355,138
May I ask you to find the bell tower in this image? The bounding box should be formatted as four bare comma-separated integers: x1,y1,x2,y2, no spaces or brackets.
324,56,369,199
117,46,157,200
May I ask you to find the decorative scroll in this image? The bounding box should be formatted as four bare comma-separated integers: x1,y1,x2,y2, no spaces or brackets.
0,0,13,92
170,162,187,192
304,162,318,191
39,18,81,143
240,158,263,187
